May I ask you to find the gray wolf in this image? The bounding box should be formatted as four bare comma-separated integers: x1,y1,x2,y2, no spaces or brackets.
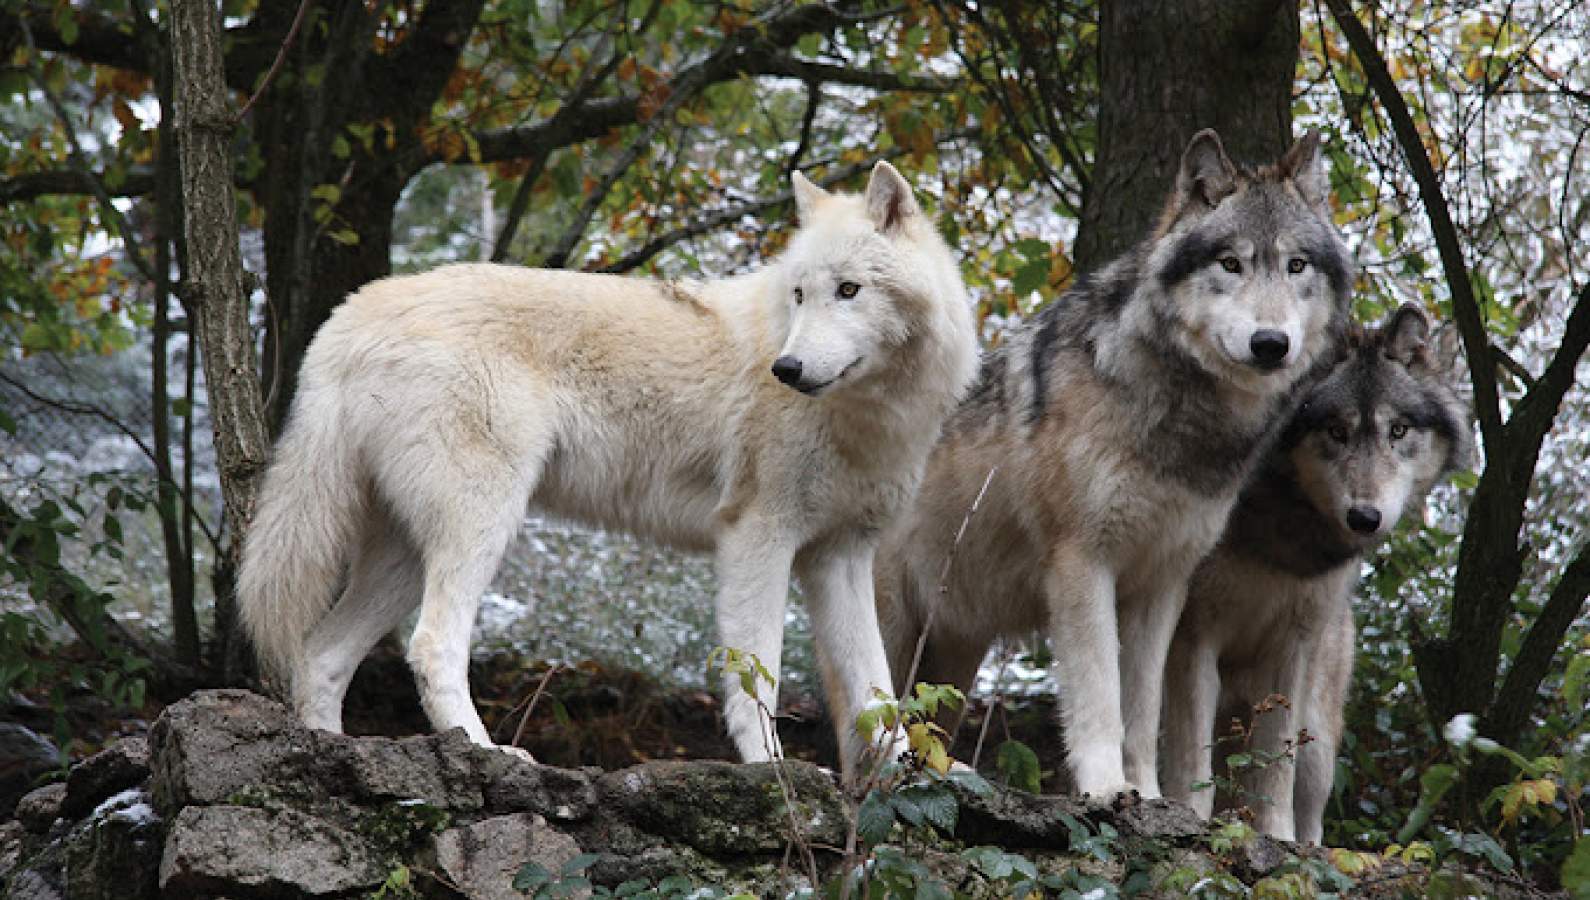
1161,302,1471,842
876,130,1351,798
237,162,979,779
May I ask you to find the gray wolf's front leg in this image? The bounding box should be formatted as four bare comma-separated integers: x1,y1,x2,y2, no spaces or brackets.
1046,546,1131,797
715,523,797,763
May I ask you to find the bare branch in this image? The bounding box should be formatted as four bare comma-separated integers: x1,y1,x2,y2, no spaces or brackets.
235,0,312,122
0,166,157,203
1484,544,1590,747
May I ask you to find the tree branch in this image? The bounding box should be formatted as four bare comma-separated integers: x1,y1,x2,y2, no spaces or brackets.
1325,0,1505,461
597,148,909,274
1504,280,1590,482
0,166,157,203
1483,544,1589,748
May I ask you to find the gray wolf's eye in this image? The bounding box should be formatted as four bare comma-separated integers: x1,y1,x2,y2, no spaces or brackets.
1327,424,1349,444
793,287,804,304
1288,257,1308,274
1389,421,1408,440
837,281,861,299
1219,256,1242,274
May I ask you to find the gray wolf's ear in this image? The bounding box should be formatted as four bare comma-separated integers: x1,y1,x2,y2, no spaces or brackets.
865,161,921,233
1281,130,1330,212
1382,302,1431,365
791,170,828,222
1177,129,1239,209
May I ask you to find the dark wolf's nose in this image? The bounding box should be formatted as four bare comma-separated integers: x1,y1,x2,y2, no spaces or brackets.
1250,330,1290,368
1346,505,1382,534
772,355,804,387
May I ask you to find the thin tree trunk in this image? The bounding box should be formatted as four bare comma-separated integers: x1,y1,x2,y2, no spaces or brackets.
1073,0,1299,271
170,0,272,681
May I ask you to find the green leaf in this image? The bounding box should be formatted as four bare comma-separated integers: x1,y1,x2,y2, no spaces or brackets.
512,862,552,891
560,853,600,877
1562,838,1590,898
1396,762,1458,844
311,184,342,204
856,789,896,844
1011,256,1050,297
898,784,957,832
996,740,1042,794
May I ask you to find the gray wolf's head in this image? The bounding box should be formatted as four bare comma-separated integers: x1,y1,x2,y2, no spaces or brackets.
770,161,969,398
1144,129,1352,393
1283,303,1473,546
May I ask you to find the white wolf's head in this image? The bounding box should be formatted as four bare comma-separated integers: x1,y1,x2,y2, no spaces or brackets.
1146,130,1351,394
768,162,967,398
1286,303,1473,545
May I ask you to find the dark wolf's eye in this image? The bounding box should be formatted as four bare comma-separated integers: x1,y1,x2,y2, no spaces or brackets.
1288,257,1308,274
1219,256,1242,274
1327,424,1349,444
793,287,804,304
837,281,861,299
1389,421,1408,441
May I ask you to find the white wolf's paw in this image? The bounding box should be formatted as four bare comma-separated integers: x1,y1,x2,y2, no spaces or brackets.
496,744,538,765
1079,783,1141,810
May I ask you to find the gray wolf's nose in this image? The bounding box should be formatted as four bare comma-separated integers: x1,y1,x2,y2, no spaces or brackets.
772,355,804,387
1346,505,1382,534
1250,330,1290,369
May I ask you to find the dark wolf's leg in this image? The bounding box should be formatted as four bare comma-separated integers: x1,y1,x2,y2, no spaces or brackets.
1160,629,1222,818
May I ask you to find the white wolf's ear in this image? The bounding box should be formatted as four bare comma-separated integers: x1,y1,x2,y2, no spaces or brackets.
791,170,829,223
1281,130,1330,212
865,161,921,233
1382,302,1431,365
1177,129,1239,209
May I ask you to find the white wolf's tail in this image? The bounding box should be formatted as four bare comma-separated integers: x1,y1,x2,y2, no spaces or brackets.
237,379,364,684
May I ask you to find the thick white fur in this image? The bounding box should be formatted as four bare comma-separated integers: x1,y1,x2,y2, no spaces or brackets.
237,162,978,780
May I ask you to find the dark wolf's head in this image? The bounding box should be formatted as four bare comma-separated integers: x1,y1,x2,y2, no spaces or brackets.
1281,303,1473,547
1144,129,1351,393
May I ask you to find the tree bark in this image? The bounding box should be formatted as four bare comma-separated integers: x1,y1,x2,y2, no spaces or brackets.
170,0,272,680
1073,0,1299,272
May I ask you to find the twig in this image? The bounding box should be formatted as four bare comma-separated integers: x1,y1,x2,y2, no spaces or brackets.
236,0,312,122
505,664,561,749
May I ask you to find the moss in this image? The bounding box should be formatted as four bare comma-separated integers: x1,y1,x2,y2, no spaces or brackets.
357,800,452,856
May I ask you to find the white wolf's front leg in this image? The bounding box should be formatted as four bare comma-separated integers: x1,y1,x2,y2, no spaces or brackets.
714,523,797,763
1118,578,1191,799
1045,547,1130,797
797,536,903,784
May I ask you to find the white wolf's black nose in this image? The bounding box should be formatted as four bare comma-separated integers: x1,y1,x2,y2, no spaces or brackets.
1249,330,1290,369
1346,505,1382,534
772,355,804,387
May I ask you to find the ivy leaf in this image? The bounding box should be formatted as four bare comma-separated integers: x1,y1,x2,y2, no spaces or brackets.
996,740,1042,794
856,789,896,844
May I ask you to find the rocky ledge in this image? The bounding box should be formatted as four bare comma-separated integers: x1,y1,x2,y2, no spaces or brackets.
0,690,1553,898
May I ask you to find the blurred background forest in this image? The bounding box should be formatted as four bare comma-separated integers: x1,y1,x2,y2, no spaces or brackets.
1,0,1587,891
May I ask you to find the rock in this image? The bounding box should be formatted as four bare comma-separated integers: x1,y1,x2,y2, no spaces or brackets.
14,784,66,834
314,728,489,811
147,689,315,813
64,790,161,900
599,760,847,856
1111,798,1206,841
431,813,580,900
0,821,25,879
62,738,150,820
0,724,59,820
483,759,598,821
1230,832,1290,879
950,780,1090,848
159,805,386,897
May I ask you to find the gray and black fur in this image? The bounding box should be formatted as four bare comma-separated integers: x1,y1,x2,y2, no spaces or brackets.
877,129,1354,800
1163,302,1473,843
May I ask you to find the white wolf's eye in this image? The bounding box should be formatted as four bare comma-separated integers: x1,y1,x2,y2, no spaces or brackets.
1219,256,1242,274
1288,257,1309,274
1327,424,1349,444
1389,421,1408,441
793,287,804,304
837,281,861,299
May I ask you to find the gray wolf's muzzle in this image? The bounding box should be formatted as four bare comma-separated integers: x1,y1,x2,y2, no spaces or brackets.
1345,505,1382,534
1249,330,1290,371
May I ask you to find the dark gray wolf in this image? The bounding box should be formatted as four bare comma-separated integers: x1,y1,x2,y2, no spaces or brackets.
237,163,979,779
877,129,1351,798
1161,303,1472,842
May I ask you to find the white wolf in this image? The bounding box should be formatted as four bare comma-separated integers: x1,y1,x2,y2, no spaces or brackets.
237,162,979,779
876,131,1350,799
1161,303,1472,842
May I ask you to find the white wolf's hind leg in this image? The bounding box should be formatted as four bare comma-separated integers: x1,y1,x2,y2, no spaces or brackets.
296,507,424,732
715,524,796,765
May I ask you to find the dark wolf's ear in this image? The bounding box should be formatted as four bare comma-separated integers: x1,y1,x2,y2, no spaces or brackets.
1176,129,1239,209
865,161,922,233
791,170,829,223
1382,302,1431,365
1280,130,1330,212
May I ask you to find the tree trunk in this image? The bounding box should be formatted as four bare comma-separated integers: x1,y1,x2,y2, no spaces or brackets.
1073,0,1300,272
170,0,272,681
